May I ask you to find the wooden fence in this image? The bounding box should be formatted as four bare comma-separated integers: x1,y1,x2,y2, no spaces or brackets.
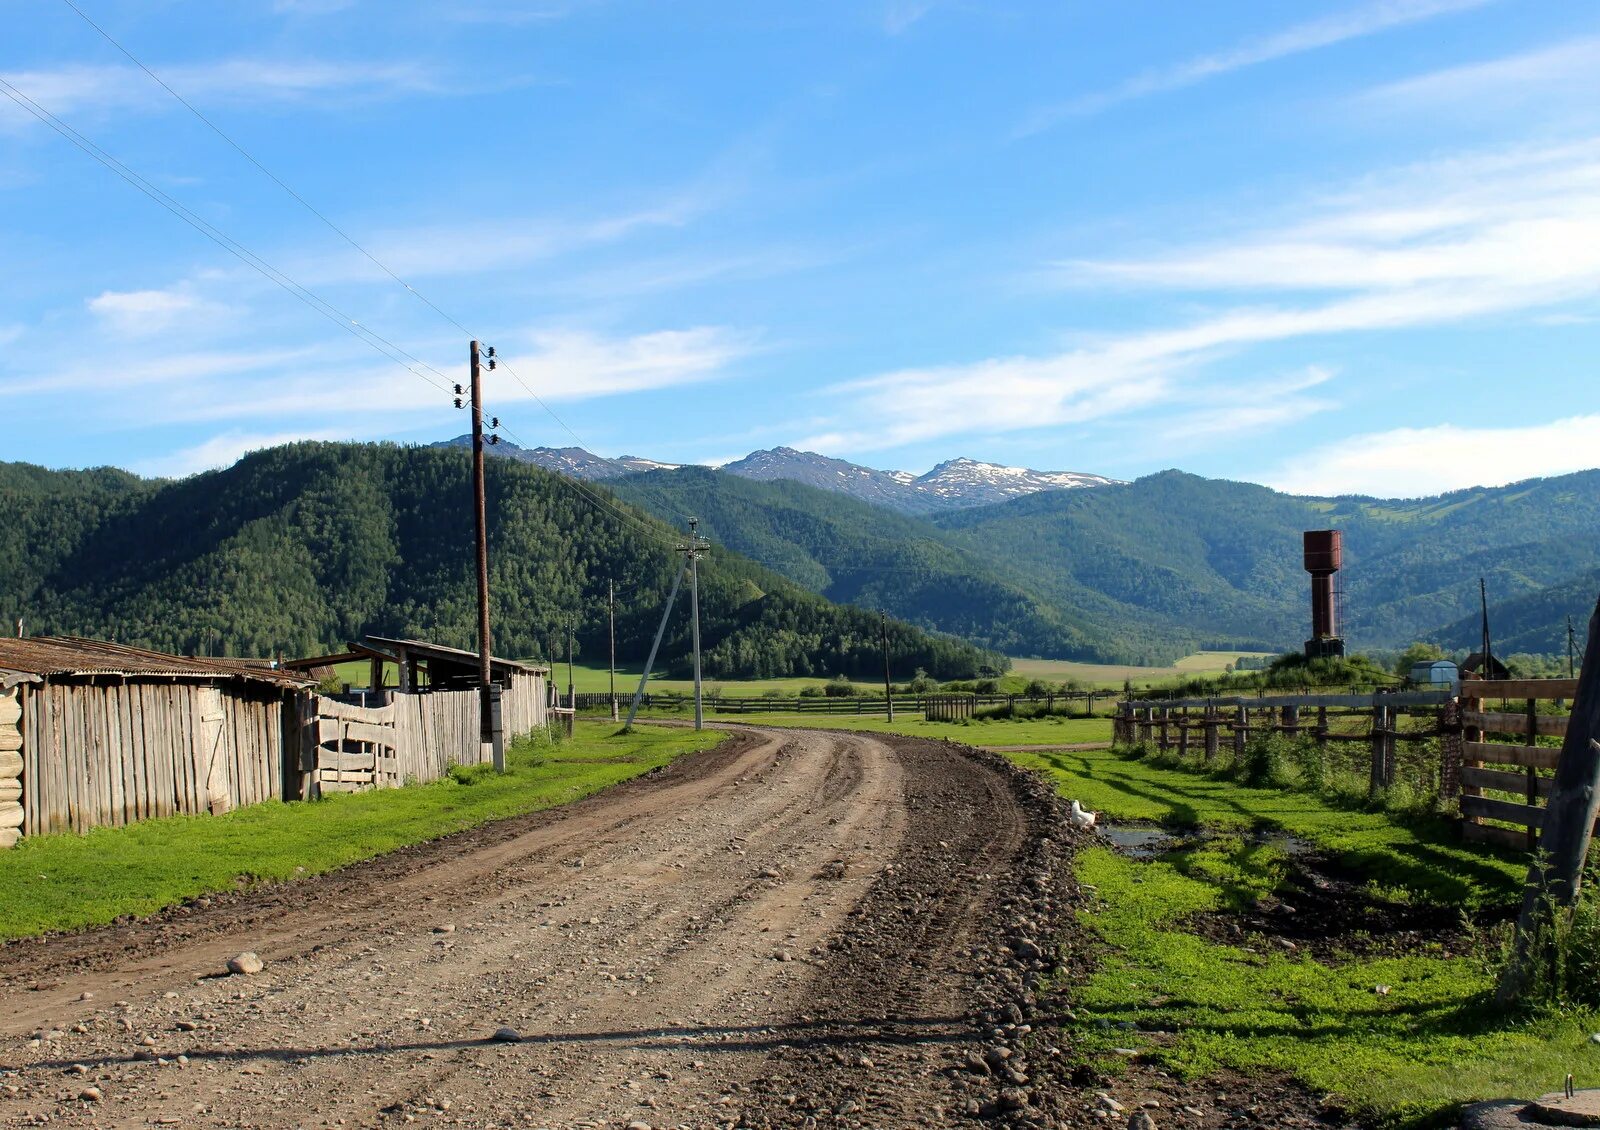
925,695,975,722
577,690,1106,716
1456,678,1577,850
10,673,549,838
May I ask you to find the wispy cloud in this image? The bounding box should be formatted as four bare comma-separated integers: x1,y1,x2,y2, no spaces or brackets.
883,2,933,35
1018,0,1493,133
0,58,448,128
1356,35,1600,113
1263,414,1600,497
86,287,230,336
135,427,353,479
801,136,1600,457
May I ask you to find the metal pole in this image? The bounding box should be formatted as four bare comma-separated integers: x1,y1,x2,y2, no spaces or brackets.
624,558,687,729
689,518,703,732
881,611,895,723
468,340,502,771
609,580,618,722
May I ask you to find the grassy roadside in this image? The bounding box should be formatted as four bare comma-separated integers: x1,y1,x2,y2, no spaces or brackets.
1006,745,1592,1126
0,721,722,942
657,710,1113,747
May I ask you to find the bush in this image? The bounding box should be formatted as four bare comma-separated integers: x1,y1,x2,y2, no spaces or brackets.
823,674,857,698
906,668,940,695
799,685,823,698
1486,860,1600,1011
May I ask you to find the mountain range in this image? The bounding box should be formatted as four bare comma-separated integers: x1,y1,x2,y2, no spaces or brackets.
5,439,1595,672
434,436,1118,514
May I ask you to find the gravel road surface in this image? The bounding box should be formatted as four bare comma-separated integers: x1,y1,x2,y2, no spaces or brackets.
0,727,1080,1129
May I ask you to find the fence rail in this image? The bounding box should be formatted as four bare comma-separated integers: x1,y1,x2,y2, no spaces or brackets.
573,690,1106,716
1457,678,1575,850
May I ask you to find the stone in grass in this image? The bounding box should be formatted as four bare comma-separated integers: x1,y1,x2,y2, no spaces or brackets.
1127,1112,1158,1130
78,1087,103,1103
226,952,264,976
490,1026,523,1043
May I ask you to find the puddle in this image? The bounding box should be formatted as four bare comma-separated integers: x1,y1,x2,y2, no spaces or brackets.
1099,826,1177,859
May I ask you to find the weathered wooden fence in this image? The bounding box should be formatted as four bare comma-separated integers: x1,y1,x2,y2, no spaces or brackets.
925,695,975,722
579,690,1105,716
8,674,550,838
1456,678,1577,850
18,679,291,836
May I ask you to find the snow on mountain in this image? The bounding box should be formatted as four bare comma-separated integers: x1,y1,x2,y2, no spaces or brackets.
436,436,1116,512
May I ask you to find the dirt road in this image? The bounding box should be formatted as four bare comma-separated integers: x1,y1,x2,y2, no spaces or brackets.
0,727,1076,1129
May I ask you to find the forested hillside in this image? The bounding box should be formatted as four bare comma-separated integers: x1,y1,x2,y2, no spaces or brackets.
0,445,1001,681
620,465,1600,663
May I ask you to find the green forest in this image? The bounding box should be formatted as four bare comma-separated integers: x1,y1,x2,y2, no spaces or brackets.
614,464,1600,663
0,444,1002,681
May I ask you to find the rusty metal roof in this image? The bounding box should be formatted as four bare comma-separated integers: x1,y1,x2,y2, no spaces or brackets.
0,637,314,688
361,636,547,675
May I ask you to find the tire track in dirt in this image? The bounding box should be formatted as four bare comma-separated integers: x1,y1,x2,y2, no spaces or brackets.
0,727,1073,1129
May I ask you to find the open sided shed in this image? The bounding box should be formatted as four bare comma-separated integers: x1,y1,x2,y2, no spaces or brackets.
0,637,314,841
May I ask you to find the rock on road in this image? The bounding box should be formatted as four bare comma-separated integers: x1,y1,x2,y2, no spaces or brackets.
0,727,1076,1128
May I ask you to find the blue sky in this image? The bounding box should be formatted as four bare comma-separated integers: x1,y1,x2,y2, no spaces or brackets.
2,0,1598,497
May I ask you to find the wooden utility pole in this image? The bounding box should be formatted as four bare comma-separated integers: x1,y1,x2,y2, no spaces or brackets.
608,580,619,722
880,611,895,723
1498,594,1600,1003
467,340,504,770
678,519,709,731
566,616,575,709
624,558,687,730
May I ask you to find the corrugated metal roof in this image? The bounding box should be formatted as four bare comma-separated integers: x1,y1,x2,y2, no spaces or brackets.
0,637,314,688
362,635,547,675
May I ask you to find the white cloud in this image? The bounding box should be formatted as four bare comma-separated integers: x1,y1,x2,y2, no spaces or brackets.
1262,415,1600,497
135,428,352,479
884,2,933,35
86,287,227,336
1018,0,1493,132
1359,35,1600,112
803,137,1600,457
0,58,443,128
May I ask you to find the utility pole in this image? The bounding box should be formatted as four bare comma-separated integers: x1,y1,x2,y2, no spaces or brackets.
1480,577,1493,673
678,519,710,731
463,340,503,770
566,616,575,709
608,580,618,722
624,558,687,729
880,610,895,723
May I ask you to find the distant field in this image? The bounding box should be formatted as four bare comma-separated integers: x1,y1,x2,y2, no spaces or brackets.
327,651,1272,695
1007,650,1274,689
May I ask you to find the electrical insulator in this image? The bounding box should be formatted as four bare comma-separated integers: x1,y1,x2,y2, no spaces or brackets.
453,397,463,409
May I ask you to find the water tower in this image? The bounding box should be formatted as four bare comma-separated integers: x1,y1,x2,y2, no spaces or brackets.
1303,530,1345,659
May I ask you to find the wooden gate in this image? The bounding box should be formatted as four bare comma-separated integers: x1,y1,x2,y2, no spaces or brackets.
1458,678,1577,849
304,698,400,796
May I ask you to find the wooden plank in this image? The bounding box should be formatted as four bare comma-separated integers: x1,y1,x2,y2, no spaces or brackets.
1464,820,1537,851
0,692,18,727
0,728,19,753
1464,710,1569,737
1462,765,1554,798
1470,679,1580,701
342,720,396,748
1465,741,1561,770
317,750,378,773
1125,690,1451,710
316,780,370,793
313,697,394,724
1462,794,1544,828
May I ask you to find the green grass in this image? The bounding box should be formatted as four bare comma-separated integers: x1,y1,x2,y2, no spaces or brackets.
1007,744,1586,1125
0,721,722,942
1008,651,1273,690
644,710,1113,747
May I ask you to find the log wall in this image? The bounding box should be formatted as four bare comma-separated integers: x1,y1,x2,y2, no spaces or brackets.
0,687,21,848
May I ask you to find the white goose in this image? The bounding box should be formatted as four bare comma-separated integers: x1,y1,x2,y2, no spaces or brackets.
1069,799,1097,831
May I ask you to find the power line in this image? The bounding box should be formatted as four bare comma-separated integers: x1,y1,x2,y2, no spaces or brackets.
0,75,456,400
57,0,650,486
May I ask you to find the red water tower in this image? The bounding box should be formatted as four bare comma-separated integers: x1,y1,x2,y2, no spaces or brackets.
1303,530,1345,659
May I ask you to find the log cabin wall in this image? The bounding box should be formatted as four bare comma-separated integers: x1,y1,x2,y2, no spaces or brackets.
0,686,21,848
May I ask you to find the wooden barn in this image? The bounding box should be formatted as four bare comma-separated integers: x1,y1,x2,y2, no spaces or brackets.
0,637,315,842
